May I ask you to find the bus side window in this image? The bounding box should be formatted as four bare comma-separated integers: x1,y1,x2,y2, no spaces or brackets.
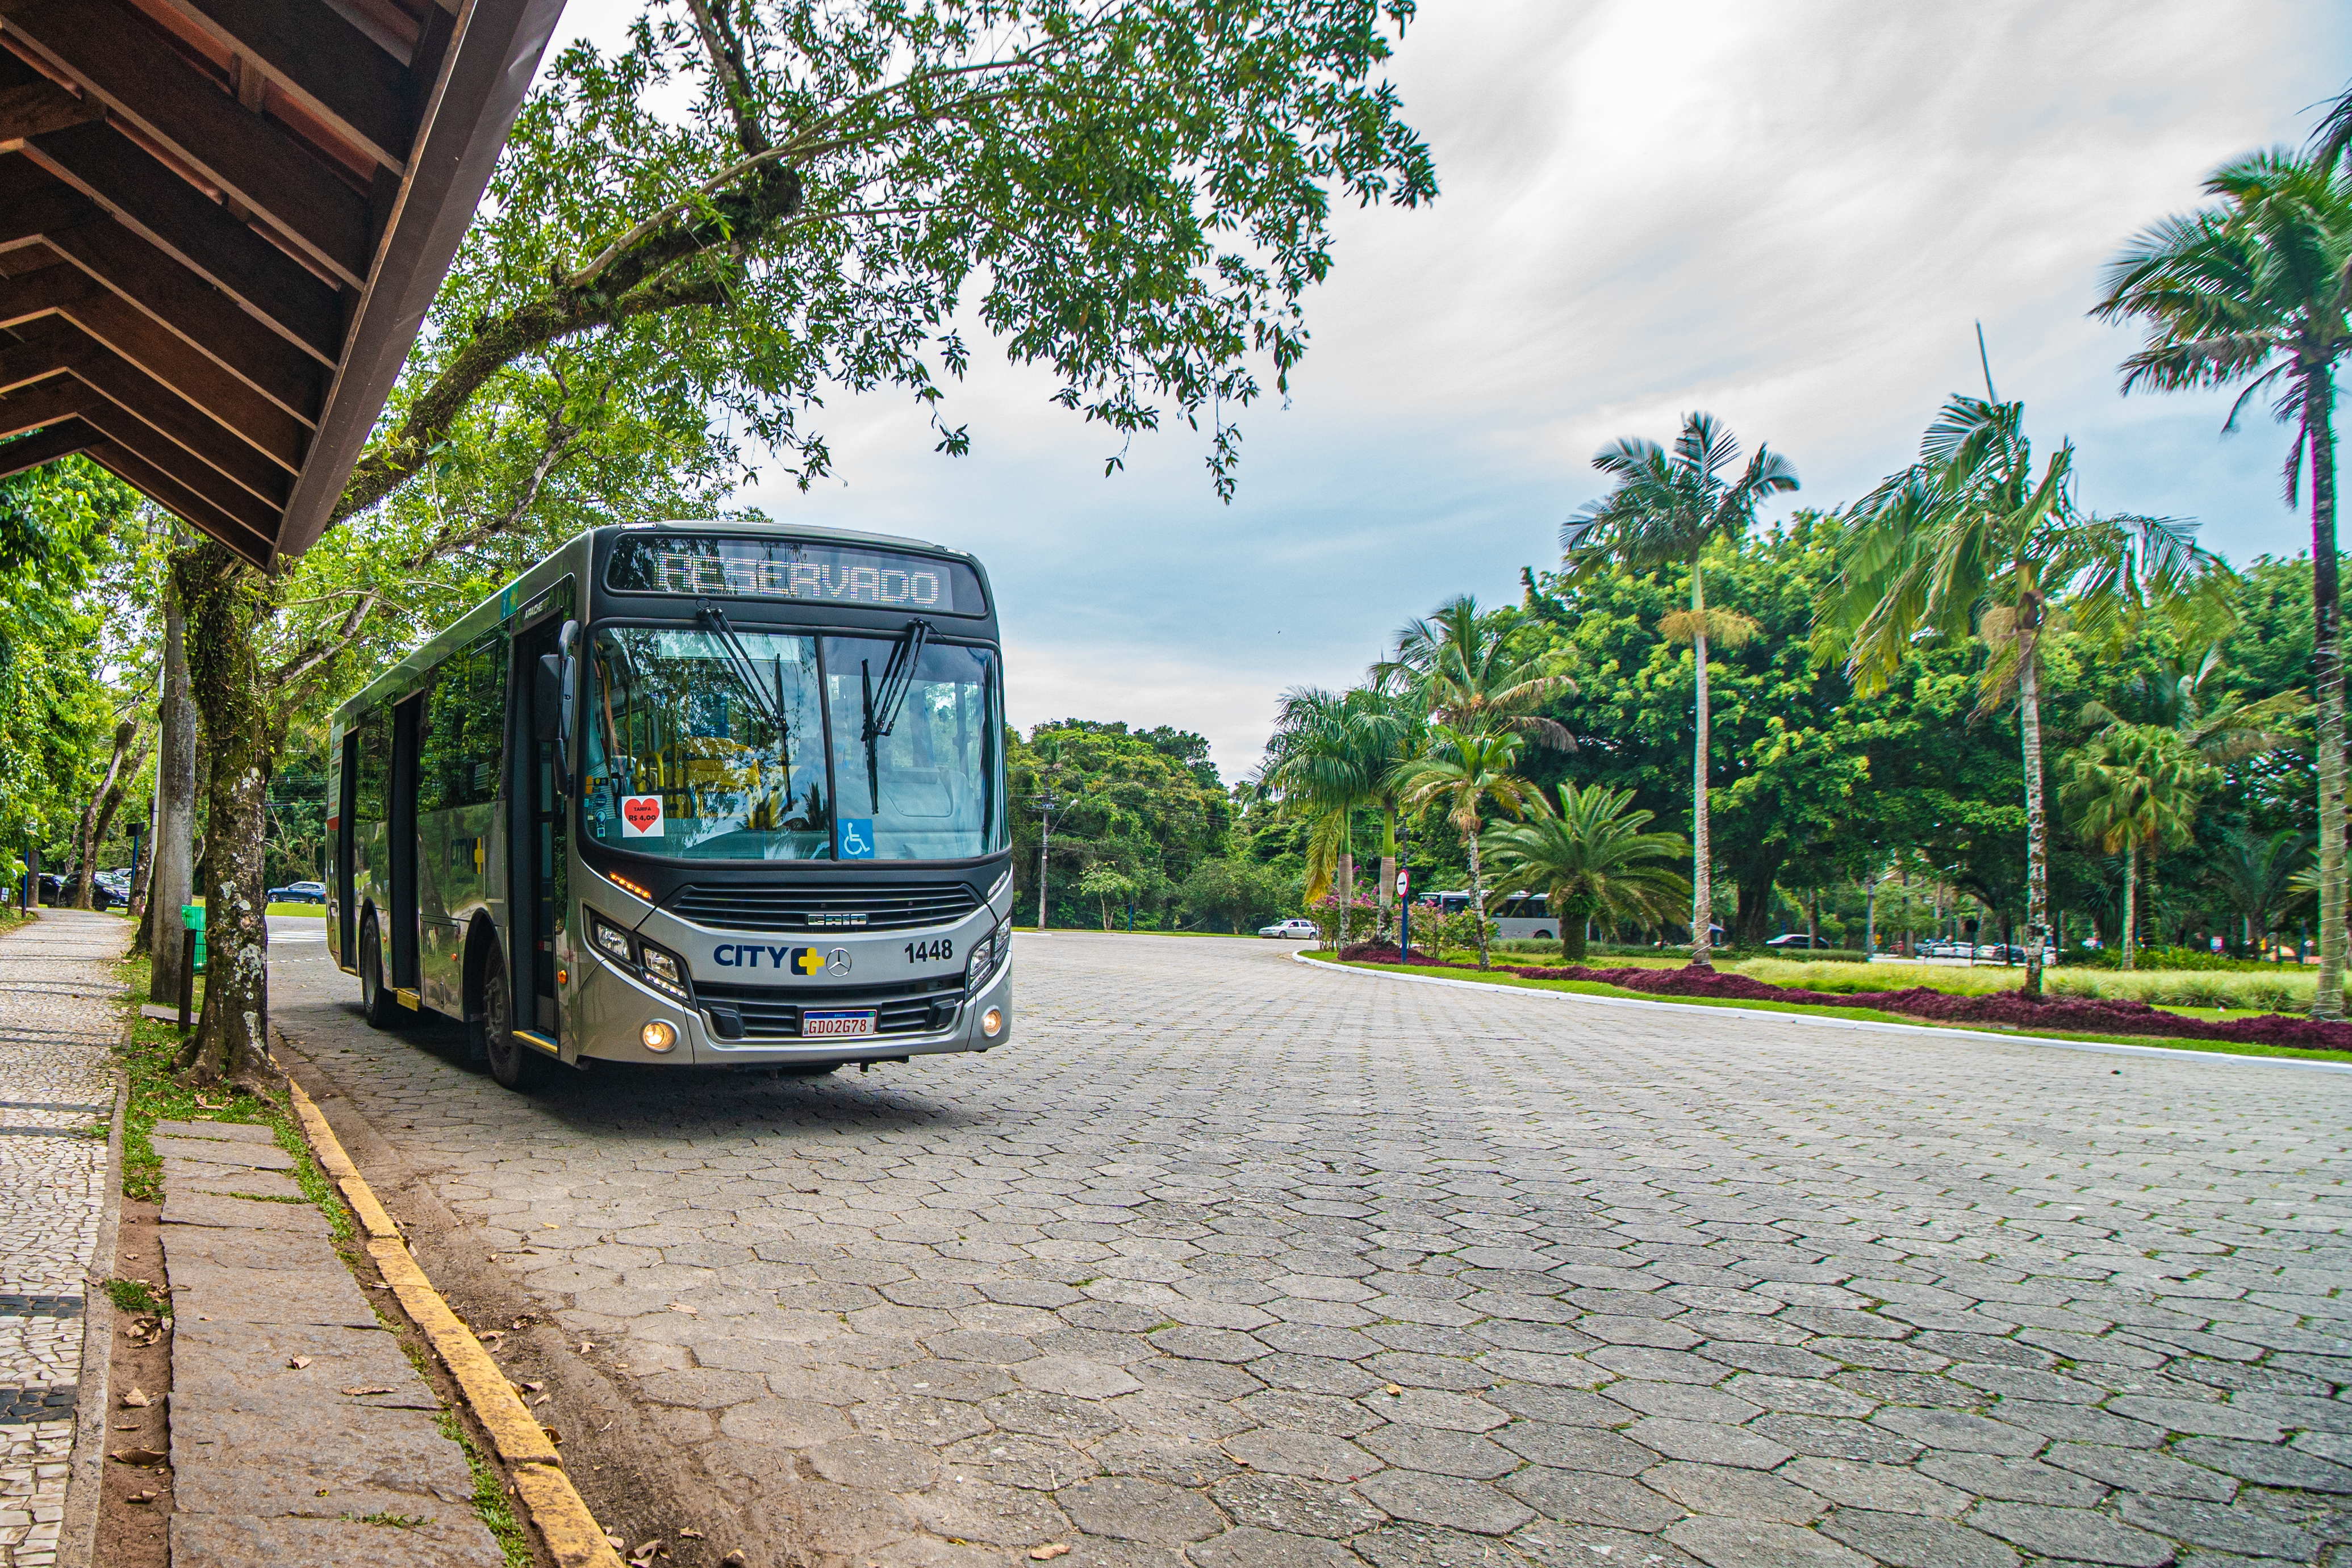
355,711,387,821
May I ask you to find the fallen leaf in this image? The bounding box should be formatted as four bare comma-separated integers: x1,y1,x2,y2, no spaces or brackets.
522,1380,546,1391
1382,1384,1402,1396
665,1302,699,1316
544,1427,562,1445
532,1394,552,1406
341,1386,394,1397
579,1341,594,1354
544,1221,558,1228
606,1534,629,1551
1030,1545,1072,1561
721,1553,749,1567
679,1528,705,1540
128,1488,160,1504
110,1448,168,1466
120,1388,152,1408
287,1357,312,1369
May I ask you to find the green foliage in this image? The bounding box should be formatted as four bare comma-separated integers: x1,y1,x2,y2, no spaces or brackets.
1012,720,1236,927
1481,781,1687,960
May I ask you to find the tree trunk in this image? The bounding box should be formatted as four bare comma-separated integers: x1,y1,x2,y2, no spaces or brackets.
169,542,279,1093
2121,839,2138,973
126,789,156,943
1467,825,1490,971
1377,805,1397,943
1337,848,1353,949
69,720,135,909
2016,602,2050,996
2307,367,2346,1018
149,587,197,1002
1562,893,1589,962
1689,556,1714,967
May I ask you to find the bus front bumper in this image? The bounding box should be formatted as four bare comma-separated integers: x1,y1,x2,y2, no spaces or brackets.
565,953,1013,1068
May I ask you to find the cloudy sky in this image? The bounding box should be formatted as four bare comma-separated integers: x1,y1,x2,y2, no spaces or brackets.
553,0,2352,777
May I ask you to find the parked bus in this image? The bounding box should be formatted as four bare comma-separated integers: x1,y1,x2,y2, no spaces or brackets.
325,522,1014,1090
1421,890,1560,942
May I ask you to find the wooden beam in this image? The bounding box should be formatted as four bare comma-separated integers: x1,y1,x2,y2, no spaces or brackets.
2,0,374,287
43,291,308,469
0,328,72,394
168,0,413,173
87,438,274,563
0,413,93,477
77,403,280,537
43,219,326,417
0,153,99,244
19,124,342,362
0,367,81,436
66,345,290,508
0,259,95,326
0,52,98,145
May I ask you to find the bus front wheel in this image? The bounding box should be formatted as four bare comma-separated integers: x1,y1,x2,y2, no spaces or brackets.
358,914,399,1028
481,957,540,1090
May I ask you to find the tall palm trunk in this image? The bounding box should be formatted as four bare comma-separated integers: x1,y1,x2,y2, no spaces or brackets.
2121,839,2138,972
1689,555,1714,966
1337,849,1354,947
1378,806,1397,943
2017,603,2049,996
1467,823,1490,971
2308,365,2347,1018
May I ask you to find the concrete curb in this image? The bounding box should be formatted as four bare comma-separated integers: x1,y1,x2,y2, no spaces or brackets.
285,1078,625,1568
1293,952,2352,1074
58,1071,127,1568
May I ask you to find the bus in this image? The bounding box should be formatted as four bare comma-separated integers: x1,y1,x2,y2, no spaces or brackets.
325,522,1014,1090
1423,889,1560,942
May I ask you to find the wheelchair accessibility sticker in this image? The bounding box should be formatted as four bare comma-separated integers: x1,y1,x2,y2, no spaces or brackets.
837,818,875,859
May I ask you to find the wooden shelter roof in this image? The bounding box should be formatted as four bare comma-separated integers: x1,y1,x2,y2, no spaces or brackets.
0,0,563,568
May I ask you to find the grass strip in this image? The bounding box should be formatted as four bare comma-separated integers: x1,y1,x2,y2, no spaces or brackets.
436,1408,534,1568
1316,956,2352,1064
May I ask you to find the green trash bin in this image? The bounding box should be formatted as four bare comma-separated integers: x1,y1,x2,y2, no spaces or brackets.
181,904,206,973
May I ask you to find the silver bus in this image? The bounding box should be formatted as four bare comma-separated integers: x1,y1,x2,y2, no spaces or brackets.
325,522,1014,1090
1423,889,1560,942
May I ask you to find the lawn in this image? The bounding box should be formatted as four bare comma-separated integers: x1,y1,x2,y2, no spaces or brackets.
1309,954,2352,1066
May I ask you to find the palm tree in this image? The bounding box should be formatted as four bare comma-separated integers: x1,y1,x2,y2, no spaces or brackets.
2091,149,2352,1015
1818,394,2215,998
2060,726,2219,970
1389,726,1543,971
2211,827,2314,958
1261,683,1426,940
1563,412,1798,967
1384,595,1577,746
1481,781,1689,960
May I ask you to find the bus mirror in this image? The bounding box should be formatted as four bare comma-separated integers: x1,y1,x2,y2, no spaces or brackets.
535,655,562,741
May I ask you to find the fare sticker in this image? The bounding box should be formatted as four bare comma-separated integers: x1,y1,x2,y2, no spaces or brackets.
620,795,663,837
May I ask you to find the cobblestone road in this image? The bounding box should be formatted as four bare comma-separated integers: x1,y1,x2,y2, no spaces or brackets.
1,911,126,1568
273,929,2352,1568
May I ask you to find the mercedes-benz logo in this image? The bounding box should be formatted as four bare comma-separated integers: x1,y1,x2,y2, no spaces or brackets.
825,947,853,976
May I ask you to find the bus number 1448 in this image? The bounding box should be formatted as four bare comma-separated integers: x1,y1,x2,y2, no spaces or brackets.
905,938,955,964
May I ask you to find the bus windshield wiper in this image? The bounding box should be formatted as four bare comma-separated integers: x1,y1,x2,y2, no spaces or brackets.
695,603,784,735
860,618,932,810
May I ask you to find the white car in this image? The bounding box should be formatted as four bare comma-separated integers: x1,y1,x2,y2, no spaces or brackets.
1259,918,1319,939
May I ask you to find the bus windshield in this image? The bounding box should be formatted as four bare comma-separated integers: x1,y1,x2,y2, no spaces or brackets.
584,627,831,860
582,625,1006,862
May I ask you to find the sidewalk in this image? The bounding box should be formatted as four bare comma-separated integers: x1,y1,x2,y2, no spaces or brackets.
0,910,127,1568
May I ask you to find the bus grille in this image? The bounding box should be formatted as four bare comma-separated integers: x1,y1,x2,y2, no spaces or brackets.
666,880,980,933
697,976,964,1040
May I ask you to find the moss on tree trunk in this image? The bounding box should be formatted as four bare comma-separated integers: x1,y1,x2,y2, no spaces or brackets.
169,541,281,1094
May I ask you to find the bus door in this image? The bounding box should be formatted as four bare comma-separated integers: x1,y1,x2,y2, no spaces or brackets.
509,621,567,1037
390,692,423,991
336,730,358,966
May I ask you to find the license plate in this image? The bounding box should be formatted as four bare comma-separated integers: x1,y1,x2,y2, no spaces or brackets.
801,1010,877,1038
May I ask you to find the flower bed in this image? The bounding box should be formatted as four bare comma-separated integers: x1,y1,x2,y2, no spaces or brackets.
1339,950,2352,1051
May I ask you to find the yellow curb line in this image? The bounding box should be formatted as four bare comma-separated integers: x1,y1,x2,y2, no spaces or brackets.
287,1079,624,1568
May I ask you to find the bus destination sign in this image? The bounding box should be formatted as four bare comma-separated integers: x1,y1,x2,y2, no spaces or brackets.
608,534,987,616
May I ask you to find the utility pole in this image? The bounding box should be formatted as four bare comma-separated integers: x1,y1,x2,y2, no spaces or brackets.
1032,790,1059,930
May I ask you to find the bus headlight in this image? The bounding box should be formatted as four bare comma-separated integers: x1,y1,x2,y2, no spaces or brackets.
591,913,635,965
981,1007,1004,1038
641,1021,677,1052
966,922,1004,991
638,940,690,1001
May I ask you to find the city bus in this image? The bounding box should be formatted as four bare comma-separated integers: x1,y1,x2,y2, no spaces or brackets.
1424,889,1560,942
324,522,1014,1090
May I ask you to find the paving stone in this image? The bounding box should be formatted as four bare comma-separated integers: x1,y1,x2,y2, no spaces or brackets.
1662,1516,1872,1567
1816,1508,2018,1568
2115,1495,2317,1559
1499,1468,1678,1533
1916,1453,2111,1506
1060,1474,1228,1544
1779,1459,1970,1517
806,1433,942,1491
256,929,2352,1568
1640,1460,1826,1521
1355,1472,1532,1536
1967,1500,2178,1566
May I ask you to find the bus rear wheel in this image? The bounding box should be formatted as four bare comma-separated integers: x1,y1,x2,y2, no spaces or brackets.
481,959,540,1090
358,914,399,1028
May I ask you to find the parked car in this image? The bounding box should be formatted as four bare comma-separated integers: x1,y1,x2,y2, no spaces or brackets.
1762,933,1833,950
32,873,116,910
270,880,327,904
1258,918,1319,939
